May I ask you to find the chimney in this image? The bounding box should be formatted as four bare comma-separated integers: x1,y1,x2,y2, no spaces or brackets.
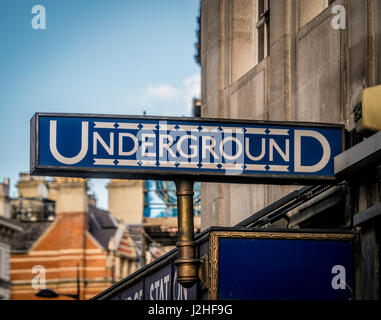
54,178,89,251
16,173,48,199
107,179,144,224
55,178,89,215
0,178,11,218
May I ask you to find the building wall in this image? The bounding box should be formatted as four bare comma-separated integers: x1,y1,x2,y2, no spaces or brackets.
200,0,381,299
0,242,10,300
0,179,18,300
200,0,380,229
0,179,10,219
299,0,330,29
10,231,111,300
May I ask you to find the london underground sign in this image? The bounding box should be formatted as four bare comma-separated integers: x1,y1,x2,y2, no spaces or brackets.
30,113,343,184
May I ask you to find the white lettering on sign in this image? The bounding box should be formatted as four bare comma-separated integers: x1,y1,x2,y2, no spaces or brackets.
173,271,188,300
93,132,114,156
141,133,156,157
245,137,266,161
177,135,198,158
149,274,170,300
269,138,289,162
46,120,337,176
202,136,219,161
294,130,330,173
119,133,138,156
219,136,242,161
49,120,88,165
159,134,176,158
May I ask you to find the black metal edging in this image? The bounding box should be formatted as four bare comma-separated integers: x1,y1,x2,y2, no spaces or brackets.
91,226,215,300
32,112,345,129
91,248,176,300
234,184,339,228
258,185,337,227
234,185,312,228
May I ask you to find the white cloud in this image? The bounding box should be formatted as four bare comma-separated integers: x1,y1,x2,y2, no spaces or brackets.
146,83,179,99
183,73,201,96
136,73,200,116
182,73,201,113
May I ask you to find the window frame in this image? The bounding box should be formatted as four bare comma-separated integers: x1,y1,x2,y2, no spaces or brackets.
255,0,270,64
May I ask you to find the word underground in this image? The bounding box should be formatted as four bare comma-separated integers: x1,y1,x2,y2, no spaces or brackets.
38,117,341,177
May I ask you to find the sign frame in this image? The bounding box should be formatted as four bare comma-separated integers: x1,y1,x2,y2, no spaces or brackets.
208,230,356,300
30,112,344,184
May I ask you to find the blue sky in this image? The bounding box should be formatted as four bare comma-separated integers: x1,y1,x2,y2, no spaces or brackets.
0,0,200,209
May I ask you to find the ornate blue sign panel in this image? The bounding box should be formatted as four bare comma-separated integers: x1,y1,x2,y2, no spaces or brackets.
31,113,343,184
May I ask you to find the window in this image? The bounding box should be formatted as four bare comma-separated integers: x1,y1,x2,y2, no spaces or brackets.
256,0,270,63
230,0,270,82
299,0,333,29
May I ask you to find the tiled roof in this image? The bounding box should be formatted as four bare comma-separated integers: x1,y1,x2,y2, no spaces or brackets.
114,224,142,261
11,205,120,253
88,205,118,249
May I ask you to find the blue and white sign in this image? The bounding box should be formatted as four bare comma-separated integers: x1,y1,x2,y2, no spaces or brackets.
30,113,343,183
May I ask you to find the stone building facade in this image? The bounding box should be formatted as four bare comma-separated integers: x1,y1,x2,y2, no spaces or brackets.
199,0,381,299
199,0,379,226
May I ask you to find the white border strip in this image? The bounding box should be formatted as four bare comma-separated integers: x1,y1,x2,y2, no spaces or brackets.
117,123,140,130
268,129,289,135
117,159,139,166
94,122,115,129
268,165,289,172
245,128,267,135
94,159,115,165
245,164,267,171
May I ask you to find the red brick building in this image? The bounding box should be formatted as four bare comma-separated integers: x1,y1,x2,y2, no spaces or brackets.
9,177,139,300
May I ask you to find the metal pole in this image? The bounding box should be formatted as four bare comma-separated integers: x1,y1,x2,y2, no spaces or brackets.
174,180,199,288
